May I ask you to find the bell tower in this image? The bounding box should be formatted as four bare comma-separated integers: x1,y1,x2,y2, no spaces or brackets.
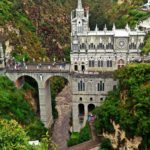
71,0,89,35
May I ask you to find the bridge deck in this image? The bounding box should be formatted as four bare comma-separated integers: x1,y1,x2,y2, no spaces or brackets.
6,63,70,73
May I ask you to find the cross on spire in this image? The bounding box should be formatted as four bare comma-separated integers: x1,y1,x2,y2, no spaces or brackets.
77,0,83,9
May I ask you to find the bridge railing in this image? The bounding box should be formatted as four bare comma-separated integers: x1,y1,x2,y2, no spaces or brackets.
6,62,71,73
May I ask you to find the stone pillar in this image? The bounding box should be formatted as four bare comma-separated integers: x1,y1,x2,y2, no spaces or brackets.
72,103,80,132
82,103,88,128
38,80,53,128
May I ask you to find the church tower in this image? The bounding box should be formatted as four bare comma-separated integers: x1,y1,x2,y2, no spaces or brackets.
71,0,89,35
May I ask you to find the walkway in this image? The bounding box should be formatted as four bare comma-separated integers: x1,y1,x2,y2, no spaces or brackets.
52,84,72,150
68,123,101,150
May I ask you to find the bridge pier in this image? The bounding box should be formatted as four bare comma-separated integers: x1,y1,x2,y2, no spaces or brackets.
38,80,53,128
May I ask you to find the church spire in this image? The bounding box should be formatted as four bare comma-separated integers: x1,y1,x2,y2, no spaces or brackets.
77,0,83,9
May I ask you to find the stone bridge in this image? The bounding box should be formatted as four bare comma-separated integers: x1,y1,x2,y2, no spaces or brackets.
6,63,71,128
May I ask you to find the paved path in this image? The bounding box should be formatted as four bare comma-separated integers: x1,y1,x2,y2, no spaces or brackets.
52,84,101,150
52,85,72,150
68,123,101,150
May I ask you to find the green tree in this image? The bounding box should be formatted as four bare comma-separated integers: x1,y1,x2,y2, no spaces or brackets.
0,119,30,150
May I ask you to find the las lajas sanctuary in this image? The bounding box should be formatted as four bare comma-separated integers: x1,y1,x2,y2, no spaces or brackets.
71,0,148,131
0,0,149,132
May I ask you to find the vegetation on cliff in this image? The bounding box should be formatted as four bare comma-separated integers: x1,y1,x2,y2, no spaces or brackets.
93,64,150,149
0,0,149,63
0,76,57,149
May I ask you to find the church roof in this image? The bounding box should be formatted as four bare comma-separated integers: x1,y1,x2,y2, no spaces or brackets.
82,29,145,36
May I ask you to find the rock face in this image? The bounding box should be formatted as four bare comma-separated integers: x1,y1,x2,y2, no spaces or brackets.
103,121,142,150
52,84,72,150
24,90,38,113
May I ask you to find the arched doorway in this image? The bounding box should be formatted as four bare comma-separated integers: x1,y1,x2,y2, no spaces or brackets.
81,62,85,72
118,59,125,69
74,62,78,71
16,75,40,116
78,104,85,123
88,104,95,113
88,104,95,122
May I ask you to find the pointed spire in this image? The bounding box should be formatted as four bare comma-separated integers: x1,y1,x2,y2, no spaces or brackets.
77,0,83,9
104,24,107,32
112,23,116,31
125,23,130,31
95,24,99,32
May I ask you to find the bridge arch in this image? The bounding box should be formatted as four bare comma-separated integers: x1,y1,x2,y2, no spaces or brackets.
6,71,71,128
14,75,40,116
44,75,69,118
15,74,39,88
44,73,70,84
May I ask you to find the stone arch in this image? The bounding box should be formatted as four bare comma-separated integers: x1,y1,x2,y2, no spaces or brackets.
78,103,85,116
15,75,40,116
15,74,39,88
74,62,78,71
44,75,70,124
118,59,125,69
81,62,85,71
87,82,93,93
44,74,70,84
88,104,95,113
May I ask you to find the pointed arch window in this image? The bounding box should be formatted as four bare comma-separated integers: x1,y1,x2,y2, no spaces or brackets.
98,60,103,67
89,43,95,49
107,60,112,67
106,43,113,49
139,43,144,49
129,43,136,49
97,43,104,49
97,81,105,91
80,43,86,49
89,60,95,67
78,80,85,91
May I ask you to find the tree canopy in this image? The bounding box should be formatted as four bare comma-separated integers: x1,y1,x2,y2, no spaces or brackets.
93,64,150,149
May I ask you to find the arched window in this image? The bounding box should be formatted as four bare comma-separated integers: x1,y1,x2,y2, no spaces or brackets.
88,104,95,113
118,59,125,69
139,43,144,49
89,60,95,67
97,43,104,49
106,43,113,49
80,43,85,49
78,80,85,91
107,60,112,67
74,62,78,71
129,43,136,49
78,104,85,123
98,60,103,67
97,81,105,91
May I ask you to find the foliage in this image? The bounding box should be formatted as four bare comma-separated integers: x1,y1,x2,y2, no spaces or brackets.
67,123,91,146
0,0,46,62
93,64,150,149
0,119,30,150
50,76,68,119
0,76,47,140
100,138,113,150
143,33,150,54
0,119,57,150
0,0,149,61
30,132,57,150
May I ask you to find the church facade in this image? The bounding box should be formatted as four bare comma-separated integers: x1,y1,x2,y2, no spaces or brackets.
71,0,146,131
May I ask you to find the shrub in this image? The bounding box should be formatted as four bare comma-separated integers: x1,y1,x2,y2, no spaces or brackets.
100,138,113,150
67,124,91,147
